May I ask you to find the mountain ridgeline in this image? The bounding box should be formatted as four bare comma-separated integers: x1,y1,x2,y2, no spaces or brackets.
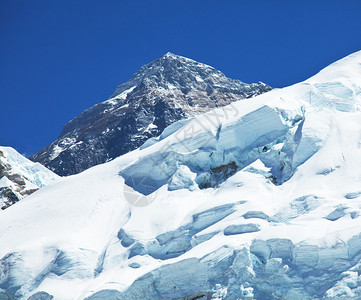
30,53,271,176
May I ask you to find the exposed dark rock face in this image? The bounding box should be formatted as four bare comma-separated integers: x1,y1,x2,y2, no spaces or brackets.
31,52,272,176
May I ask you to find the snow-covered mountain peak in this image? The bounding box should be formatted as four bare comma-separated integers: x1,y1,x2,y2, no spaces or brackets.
154,51,215,71
31,54,271,176
159,51,195,62
111,52,236,99
140,51,214,72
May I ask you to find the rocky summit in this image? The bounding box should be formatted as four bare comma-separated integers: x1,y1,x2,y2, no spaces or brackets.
30,53,271,176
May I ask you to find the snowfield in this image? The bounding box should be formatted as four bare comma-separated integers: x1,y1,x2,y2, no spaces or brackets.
1,50,361,299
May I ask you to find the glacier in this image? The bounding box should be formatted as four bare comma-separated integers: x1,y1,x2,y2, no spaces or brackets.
1,50,361,299
0,147,59,210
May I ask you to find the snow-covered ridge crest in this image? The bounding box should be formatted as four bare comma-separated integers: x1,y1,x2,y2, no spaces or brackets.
2,51,361,299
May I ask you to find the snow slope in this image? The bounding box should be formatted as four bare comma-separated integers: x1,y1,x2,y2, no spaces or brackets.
0,147,59,209
1,51,361,299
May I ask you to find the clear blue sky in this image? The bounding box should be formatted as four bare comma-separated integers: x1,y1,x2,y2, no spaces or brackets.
1,0,361,156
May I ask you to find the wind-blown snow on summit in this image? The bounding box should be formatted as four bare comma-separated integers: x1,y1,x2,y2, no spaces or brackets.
1,51,361,299
30,53,271,176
